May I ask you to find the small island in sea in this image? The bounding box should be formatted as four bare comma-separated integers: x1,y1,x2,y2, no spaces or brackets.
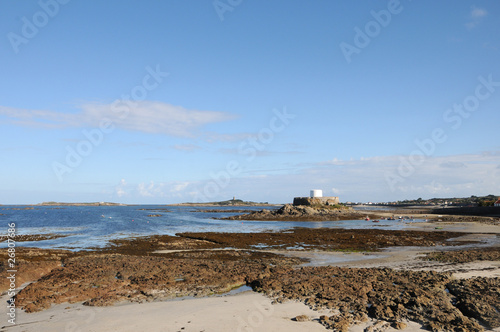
167,197,280,207
38,201,127,206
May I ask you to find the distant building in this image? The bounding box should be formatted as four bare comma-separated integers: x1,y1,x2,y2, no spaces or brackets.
293,189,339,206
495,198,500,207
310,189,323,198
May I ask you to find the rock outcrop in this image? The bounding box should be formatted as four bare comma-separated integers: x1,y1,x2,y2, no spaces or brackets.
250,267,495,331
424,247,500,263
222,204,361,221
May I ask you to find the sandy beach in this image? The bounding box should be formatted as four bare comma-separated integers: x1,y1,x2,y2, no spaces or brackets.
1,291,329,332
0,289,438,332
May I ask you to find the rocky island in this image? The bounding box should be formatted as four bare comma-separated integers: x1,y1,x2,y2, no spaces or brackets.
38,202,126,206
222,203,362,221
168,197,278,207
221,193,366,221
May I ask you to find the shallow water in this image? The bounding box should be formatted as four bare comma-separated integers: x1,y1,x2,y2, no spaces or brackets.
0,205,427,250
297,252,387,267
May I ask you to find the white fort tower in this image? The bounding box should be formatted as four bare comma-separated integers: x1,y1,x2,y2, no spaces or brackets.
310,189,323,198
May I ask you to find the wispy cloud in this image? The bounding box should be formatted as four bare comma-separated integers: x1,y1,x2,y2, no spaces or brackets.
466,6,488,29
170,182,191,193
115,179,127,197
471,6,487,19
482,42,499,51
138,181,160,197
202,132,254,143
439,161,467,169
0,106,80,128
218,146,303,157
0,101,237,138
110,179,197,201
172,144,202,152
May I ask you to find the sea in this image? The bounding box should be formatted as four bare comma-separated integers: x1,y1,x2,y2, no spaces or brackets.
0,205,426,251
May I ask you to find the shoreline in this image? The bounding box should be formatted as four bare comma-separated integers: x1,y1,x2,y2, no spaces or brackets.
2,219,500,331
220,204,500,224
168,198,282,207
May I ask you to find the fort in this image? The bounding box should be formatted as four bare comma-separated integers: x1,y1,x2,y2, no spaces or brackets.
293,190,340,206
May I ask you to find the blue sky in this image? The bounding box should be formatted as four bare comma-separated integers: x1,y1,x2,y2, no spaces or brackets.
1,0,499,204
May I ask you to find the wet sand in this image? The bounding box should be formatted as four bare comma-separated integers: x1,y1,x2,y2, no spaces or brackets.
0,291,329,332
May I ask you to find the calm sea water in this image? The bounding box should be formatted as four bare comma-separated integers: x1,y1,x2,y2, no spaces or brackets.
0,205,425,250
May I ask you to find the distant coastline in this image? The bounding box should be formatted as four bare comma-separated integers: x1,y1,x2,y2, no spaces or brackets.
38,202,127,206
32,199,280,207
167,198,281,207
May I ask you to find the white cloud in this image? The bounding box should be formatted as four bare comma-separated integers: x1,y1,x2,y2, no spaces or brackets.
470,6,487,19
137,181,193,198
439,161,467,169
115,179,127,197
202,132,253,143
0,101,237,138
109,179,198,202
172,144,202,152
466,6,487,29
170,182,191,193
137,181,166,197
0,106,80,128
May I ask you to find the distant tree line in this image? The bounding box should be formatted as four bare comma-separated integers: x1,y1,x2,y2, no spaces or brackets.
386,195,499,207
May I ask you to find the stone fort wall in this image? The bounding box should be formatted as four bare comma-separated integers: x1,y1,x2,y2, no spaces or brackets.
293,196,340,206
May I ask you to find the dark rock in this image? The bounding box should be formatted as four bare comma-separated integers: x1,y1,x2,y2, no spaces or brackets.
293,314,310,322
249,266,484,332
424,247,500,263
392,321,407,330
447,277,500,329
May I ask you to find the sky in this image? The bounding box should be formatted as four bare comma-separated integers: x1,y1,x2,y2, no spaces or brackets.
1,0,499,204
